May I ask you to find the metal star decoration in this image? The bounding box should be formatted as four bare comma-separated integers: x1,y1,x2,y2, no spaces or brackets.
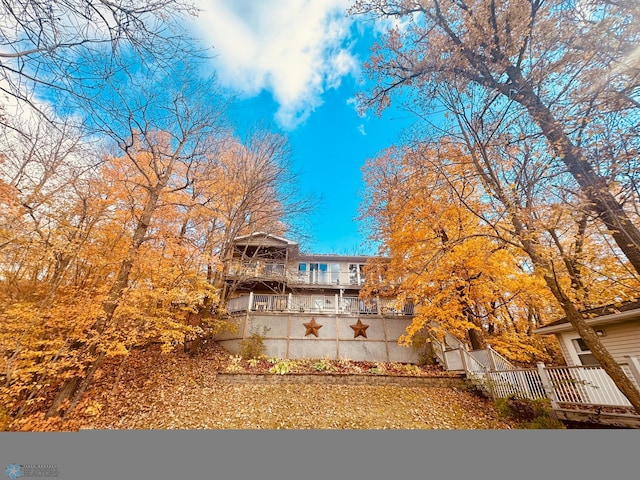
350,319,369,338
303,317,323,337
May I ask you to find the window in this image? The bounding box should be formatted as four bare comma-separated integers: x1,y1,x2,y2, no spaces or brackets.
571,337,600,366
349,264,365,285
309,263,328,283
330,263,340,284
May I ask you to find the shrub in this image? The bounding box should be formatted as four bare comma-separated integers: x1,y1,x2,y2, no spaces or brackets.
225,355,245,373
239,326,269,360
495,395,565,429
269,359,295,375
312,356,336,372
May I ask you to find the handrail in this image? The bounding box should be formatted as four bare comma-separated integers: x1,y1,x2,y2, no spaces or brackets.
428,331,447,369
486,345,516,370
460,347,487,379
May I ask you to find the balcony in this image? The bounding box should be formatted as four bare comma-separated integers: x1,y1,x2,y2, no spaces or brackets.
226,261,366,287
227,261,286,279
226,293,414,316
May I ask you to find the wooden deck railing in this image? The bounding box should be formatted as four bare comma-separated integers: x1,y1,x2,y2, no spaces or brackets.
225,293,414,316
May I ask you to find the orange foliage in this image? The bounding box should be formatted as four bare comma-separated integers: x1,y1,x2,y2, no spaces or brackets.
361,143,567,365
0,128,290,424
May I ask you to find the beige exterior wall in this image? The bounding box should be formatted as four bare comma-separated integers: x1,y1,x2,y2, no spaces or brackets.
216,312,422,364
557,320,640,366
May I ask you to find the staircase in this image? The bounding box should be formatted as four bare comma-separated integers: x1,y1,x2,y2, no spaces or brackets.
428,327,517,396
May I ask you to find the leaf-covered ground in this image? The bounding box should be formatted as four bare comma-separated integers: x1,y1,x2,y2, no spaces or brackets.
10,344,518,430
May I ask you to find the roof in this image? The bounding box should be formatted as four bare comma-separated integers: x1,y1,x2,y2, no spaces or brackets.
534,299,640,335
233,232,298,246
232,232,388,262
297,252,379,263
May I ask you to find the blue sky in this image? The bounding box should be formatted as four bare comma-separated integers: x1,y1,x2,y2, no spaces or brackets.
189,0,417,255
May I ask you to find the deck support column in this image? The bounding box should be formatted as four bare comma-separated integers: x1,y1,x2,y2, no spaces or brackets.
248,292,254,311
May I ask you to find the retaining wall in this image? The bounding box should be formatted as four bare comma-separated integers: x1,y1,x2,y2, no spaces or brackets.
216,312,423,363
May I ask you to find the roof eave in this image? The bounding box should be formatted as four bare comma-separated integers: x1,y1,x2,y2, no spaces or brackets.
534,309,640,335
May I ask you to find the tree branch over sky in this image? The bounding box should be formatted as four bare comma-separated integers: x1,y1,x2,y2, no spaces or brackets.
0,0,200,128
354,0,640,412
351,0,640,275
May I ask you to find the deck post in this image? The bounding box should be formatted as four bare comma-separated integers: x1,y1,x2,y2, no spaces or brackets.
484,366,495,400
376,296,381,314
487,345,497,371
248,292,254,312
335,294,339,313
459,348,468,374
537,362,558,409
440,341,449,370
287,293,292,312
624,356,640,388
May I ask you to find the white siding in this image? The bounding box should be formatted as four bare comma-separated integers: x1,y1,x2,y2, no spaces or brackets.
598,321,640,362
558,320,640,365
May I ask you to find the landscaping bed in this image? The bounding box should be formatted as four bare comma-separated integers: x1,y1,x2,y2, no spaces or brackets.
221,353,453,377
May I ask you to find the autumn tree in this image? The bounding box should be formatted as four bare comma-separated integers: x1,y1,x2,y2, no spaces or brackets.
444,88,640,412
350,0,640,275
360,142,563,365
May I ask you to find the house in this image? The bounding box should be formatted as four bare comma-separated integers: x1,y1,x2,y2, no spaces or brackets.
215,232,421,363
533,300,640,367
531,300,640,427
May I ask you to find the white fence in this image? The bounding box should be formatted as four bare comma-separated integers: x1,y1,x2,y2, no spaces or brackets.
428,329,640,412
546,365,633,407
487,368,547,400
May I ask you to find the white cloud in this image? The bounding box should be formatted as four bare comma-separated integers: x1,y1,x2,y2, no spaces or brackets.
357,124,366,136
193,0,358,130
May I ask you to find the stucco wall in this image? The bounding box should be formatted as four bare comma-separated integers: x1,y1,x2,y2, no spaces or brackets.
216,312,422,363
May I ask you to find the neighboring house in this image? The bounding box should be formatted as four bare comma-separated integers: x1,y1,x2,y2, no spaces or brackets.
533,300,640,367
216,232,420,362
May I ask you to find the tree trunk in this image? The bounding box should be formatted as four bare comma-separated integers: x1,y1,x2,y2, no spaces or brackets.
504,67,640,276
467,328,484,351
47,158,174,416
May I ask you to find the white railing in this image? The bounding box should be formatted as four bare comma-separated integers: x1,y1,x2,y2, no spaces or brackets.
429,332,447,368
228,261,286,278
290,295,338,313
546,365,632,407
252,294,289,312
487,363,638,408
428,327,640,416
228,261,367,287
487,369,547,400
487,345,517,371
444,331,466,350
225,294,414,315
226,296,250,313
379,298,414,315
460,348,487,382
